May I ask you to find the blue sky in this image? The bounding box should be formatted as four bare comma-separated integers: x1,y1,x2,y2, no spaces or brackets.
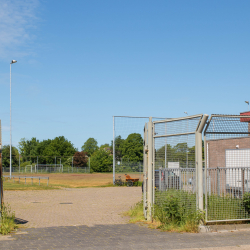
0,0,250,150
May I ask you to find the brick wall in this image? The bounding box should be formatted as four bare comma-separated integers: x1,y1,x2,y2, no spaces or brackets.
207,137,250,195
207,137,250,169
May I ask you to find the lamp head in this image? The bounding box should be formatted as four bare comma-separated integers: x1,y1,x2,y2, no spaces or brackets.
11,60,17,64
245,101,249,105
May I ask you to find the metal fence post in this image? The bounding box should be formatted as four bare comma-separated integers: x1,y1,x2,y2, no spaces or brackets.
197,114,208,212
147,117,153,221
204,134,208,222
89,157,90,173
113,116,115,185
143,123,148,219
217,167,220,196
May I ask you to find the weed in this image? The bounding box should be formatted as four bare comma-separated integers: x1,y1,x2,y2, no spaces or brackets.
124,200,145,223
0,203,17,235
154,190,204,233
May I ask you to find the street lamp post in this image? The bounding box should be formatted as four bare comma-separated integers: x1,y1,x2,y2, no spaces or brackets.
245,101,249,111
10,60,17,178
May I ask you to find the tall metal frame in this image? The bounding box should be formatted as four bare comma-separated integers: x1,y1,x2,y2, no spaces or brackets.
144,114,208,221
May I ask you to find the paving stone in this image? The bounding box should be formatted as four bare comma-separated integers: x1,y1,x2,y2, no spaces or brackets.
1,224,250,250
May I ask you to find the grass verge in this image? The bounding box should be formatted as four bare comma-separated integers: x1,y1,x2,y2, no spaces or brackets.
0,203,18,235
3,181,59,191
124,200,145,223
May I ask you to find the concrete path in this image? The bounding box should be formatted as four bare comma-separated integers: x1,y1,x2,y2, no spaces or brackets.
4,187,142,228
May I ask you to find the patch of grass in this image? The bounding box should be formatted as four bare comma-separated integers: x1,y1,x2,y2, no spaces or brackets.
0,203,17,235
3,181,58,191
124,200,145,223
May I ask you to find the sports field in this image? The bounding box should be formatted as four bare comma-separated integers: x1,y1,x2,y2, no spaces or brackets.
3,172,142,190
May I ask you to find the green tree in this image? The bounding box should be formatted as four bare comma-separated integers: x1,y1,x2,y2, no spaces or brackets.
2,145,19,169
121,133,143,162
90,149,113,172
99,143,110,151
18,137,39,156
18,136,77,164
81,138,98,156
110,135,124,160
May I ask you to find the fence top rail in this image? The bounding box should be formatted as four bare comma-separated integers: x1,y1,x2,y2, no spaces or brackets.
158,168,196,171
207,167,250,170
153,114,203,124
113,116,169,119
153,131,196,138
3,175,49,179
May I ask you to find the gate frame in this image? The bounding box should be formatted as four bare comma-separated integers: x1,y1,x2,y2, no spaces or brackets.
144,114,208,221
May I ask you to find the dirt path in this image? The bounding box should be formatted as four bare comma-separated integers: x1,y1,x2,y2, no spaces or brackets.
4,187,142,228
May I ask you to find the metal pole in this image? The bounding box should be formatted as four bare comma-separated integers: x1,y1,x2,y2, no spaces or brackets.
204,134,208,222
187,119,189,168
165,123,167,168
143,123,147,219
197,114,209,212
184,112,188,168
10,63,12,178
89,157,90,173
9,60,17,178
19,155,20,173
147,117,153,221
113,116,115,185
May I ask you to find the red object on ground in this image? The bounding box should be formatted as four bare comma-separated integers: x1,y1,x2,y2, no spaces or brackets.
240,111,250,122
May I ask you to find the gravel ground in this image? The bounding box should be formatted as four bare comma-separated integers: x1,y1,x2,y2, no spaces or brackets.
3,187,142,228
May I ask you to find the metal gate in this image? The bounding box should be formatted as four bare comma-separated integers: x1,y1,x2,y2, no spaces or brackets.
144,114,208,220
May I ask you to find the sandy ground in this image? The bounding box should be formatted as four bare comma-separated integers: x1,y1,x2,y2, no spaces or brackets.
3,187,142,228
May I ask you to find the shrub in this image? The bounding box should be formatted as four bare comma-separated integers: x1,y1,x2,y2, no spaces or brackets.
154,189,204,232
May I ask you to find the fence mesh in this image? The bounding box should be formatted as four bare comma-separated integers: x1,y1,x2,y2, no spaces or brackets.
113,116,166,183
205,115,250,222
153,116,203,221
2,155,91,174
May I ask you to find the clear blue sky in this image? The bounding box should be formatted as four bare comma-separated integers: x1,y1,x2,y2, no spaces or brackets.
0,0,250,150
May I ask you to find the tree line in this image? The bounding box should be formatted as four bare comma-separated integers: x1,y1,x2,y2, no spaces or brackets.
2,133,144,172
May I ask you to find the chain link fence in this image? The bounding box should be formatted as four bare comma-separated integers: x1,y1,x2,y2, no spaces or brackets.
2,155,91,174
113,116,167,184
152,115,206,221
204,114,250,222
